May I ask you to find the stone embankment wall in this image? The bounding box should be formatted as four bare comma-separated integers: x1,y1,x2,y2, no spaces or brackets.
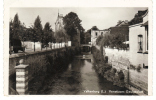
104,47,148,94
9,47,80,94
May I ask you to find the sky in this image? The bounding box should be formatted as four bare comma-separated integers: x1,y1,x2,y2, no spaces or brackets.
10,7,147,31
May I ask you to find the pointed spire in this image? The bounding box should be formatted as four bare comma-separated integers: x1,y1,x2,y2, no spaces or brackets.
58,9,59,17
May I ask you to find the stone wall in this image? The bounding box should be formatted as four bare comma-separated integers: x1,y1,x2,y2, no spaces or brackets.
129,69,148,94
104,47,148,94
9,47,80,94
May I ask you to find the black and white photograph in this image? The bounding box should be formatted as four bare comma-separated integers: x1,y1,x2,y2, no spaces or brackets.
3,0,153,97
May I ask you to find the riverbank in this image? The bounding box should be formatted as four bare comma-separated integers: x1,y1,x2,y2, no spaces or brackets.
36,54,137,95
92,46,147,95
9,46,80,94
92,46,126,87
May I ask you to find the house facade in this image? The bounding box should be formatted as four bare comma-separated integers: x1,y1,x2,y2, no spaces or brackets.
129,10,148,68
91,29,109,46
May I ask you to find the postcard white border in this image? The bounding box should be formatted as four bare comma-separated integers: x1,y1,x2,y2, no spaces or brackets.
3,0,153,98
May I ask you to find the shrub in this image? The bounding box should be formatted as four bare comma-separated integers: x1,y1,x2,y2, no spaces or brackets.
136,64,142,72
118,70,124,80
130,64,136,70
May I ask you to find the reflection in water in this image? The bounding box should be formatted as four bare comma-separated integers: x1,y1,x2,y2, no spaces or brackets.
39,54,136,95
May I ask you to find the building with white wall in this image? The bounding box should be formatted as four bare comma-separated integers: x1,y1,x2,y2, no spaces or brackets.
129,9,148,68
91,29,109,46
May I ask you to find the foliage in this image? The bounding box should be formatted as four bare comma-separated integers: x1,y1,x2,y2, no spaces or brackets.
10,14,55,46
63,12,84,41
92,46,125,87
96,35,104,45
12,14,21,40
130,64,136,70
43,22,55,45
82,32,91,44
55,29,69,43
80,26,85,44
136,64,142,72
96,32,128,50
33,16,43,42
10,14,28,47
86,26,99,34
80,26,98,44
9,13,21,45
18,23,27,42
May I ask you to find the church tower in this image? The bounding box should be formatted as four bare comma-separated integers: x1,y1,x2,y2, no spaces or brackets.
55,11,64,33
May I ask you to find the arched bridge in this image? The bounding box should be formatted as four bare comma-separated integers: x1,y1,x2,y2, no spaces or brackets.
80,44,92,54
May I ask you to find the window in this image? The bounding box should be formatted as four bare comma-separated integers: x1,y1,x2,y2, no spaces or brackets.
138,34,143,53
101,32,103,35
95,32,97,37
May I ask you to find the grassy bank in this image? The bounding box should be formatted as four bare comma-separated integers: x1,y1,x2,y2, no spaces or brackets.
92,46,125,87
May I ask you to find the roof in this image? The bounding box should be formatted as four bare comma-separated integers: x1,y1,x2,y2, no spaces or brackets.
116,21,129,26
141,21,148,26
129,9,148,25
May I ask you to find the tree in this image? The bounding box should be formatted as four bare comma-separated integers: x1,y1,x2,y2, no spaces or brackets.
12,13,21,40
18,23,27,45
63,12,83,41
79,26,85,44
91,26,99,30
43,22,53,49
43,22,51,44
9,20,13,46
29,15,43,51
55,29,69,43
84,32,91,44
34,15,43,42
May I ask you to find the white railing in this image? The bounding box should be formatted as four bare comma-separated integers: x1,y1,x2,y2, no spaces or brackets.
50,41,71,49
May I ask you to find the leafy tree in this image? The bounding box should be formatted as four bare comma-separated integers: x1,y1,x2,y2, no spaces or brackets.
97,32,127,50
63,12,83,41
10,14,27,48
9,20,13,46
18,23,27,44
91,26,99,30
79,26,85,44
11,13,21,40
55,29,69,43
33,15,43,42
43,22,53,45
28,15,43,51
84,32,91,44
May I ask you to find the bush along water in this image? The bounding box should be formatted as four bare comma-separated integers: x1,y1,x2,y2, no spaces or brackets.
92,46,125,87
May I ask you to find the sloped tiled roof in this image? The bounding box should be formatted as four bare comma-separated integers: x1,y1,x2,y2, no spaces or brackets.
129,9,148,25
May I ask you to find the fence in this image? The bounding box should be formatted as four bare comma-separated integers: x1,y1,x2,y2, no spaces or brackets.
22,41,72,50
